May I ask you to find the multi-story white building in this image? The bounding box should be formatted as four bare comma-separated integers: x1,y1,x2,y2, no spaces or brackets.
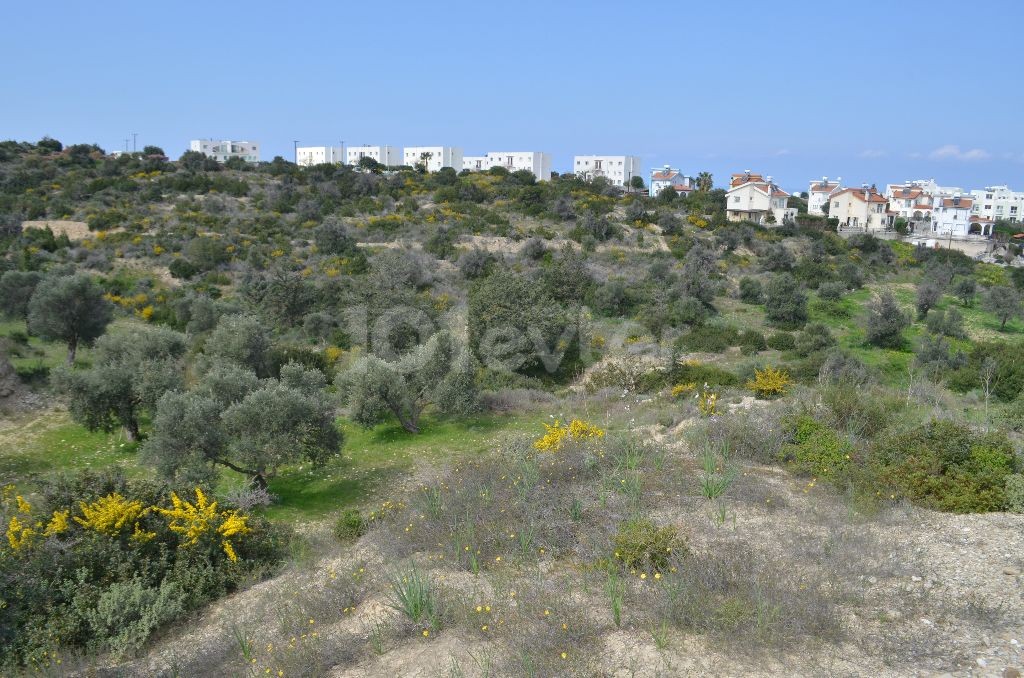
829,186,891,231
725,171,796,225
347,145,400,167
189,139,259,163
296,145,345,167
573,155,641,187
463,152,552,181
807,176,842,216
649,165,695,197
402,146,463,172
969,185,1024,224
931,195,977,237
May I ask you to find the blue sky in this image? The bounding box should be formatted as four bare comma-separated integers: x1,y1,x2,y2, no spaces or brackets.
2,0,1022,192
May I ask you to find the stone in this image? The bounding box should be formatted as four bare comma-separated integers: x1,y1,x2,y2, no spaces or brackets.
1004,567,1021,576
1003,668,1021,678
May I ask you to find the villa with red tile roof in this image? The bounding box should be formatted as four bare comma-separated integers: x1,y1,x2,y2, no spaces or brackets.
648,165,695,198
829,186,892,231
725,171,796,225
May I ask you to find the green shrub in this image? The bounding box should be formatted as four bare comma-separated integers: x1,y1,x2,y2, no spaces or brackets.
766,332,795,351
676,325,738,353
871,420,1016,513
612,518,685,574
738,330,766,355
1005,474,1024,513
334,509,367,542
779,416,852,483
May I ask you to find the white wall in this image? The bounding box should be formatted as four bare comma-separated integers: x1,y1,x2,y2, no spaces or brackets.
189,139,259,163
402,147,463,172
573,155,641,187
297,146,344,166
347,145,400,167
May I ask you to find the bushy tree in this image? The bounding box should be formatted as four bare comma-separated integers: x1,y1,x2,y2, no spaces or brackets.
761,243,794,272
468,270,584,378
27,274,113,364
865,292,909,348
763,274,808,328
145,362,340,488
794,323,835,357
915,279,943,319
314,217,359,256
342,331,476,433
953,277,977,307
0,271,43,320
984,285,1022,330
203,314,273,377
738,277,762,304
55,325,186,440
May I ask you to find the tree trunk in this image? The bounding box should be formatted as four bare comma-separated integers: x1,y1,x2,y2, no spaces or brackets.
252,473,268,491
123,419,140,442
66,337,78,365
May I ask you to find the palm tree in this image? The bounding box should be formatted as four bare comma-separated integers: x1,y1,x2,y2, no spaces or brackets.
697,172,713,192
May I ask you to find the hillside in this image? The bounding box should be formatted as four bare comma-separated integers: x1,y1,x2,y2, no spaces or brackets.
1,139,1024,676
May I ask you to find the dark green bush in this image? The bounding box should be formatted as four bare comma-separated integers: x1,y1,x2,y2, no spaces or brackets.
779,416,852,483
766,332,795,351
612,518,685,574
333,509,367,542
871,420,1017,513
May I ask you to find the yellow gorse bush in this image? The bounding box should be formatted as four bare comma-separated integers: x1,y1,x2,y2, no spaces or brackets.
533,419,605,452
154,488,251,562
746,366,793,399
671,382,697,398
74,493,150,536
6,515,34,551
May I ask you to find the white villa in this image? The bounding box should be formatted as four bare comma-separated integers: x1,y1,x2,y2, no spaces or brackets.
346,145,400,167
573,155,641,187
931,195,980,237
296,145,344,167
402,146,463,172
725,171,796,225
649,165,695,197
829,186,891,231
807,176,841,216
969,185,1024,224
189,139,259,163
463,151,552,181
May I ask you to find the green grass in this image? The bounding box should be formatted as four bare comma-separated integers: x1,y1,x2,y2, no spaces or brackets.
0,410,141,487
256,413,544,522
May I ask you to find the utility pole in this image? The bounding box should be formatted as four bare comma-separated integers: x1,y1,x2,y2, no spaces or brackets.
132,132,138,153
293,140,299,165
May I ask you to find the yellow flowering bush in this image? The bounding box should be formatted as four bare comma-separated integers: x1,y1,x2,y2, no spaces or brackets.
533,419,605,452
671,382,697,398
154,488,251,561
746,366,793,399
74,493,150,537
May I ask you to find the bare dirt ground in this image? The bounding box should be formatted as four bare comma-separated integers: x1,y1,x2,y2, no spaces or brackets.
107,412,1024,678
21,220,92,240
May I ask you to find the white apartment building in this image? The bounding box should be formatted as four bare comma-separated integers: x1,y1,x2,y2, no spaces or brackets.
649,166,695,197
402,146,463,172
573,155,641,187
725,171,796,225
347,145,400,167
463,152,552,181
829,186,891,231
296,145,344,167
807,176,842,216
969,185,1024,223
931,195,977,237
189,139,259,163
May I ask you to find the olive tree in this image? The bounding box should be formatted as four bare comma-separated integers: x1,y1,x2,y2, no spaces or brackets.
983,285,1022,331
203,313,273,377
763,273,808,328
27,274,113,364
0,271,43,321
866,292,909,348
144,362,341,488
53,326,187,440
342,331,476,434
